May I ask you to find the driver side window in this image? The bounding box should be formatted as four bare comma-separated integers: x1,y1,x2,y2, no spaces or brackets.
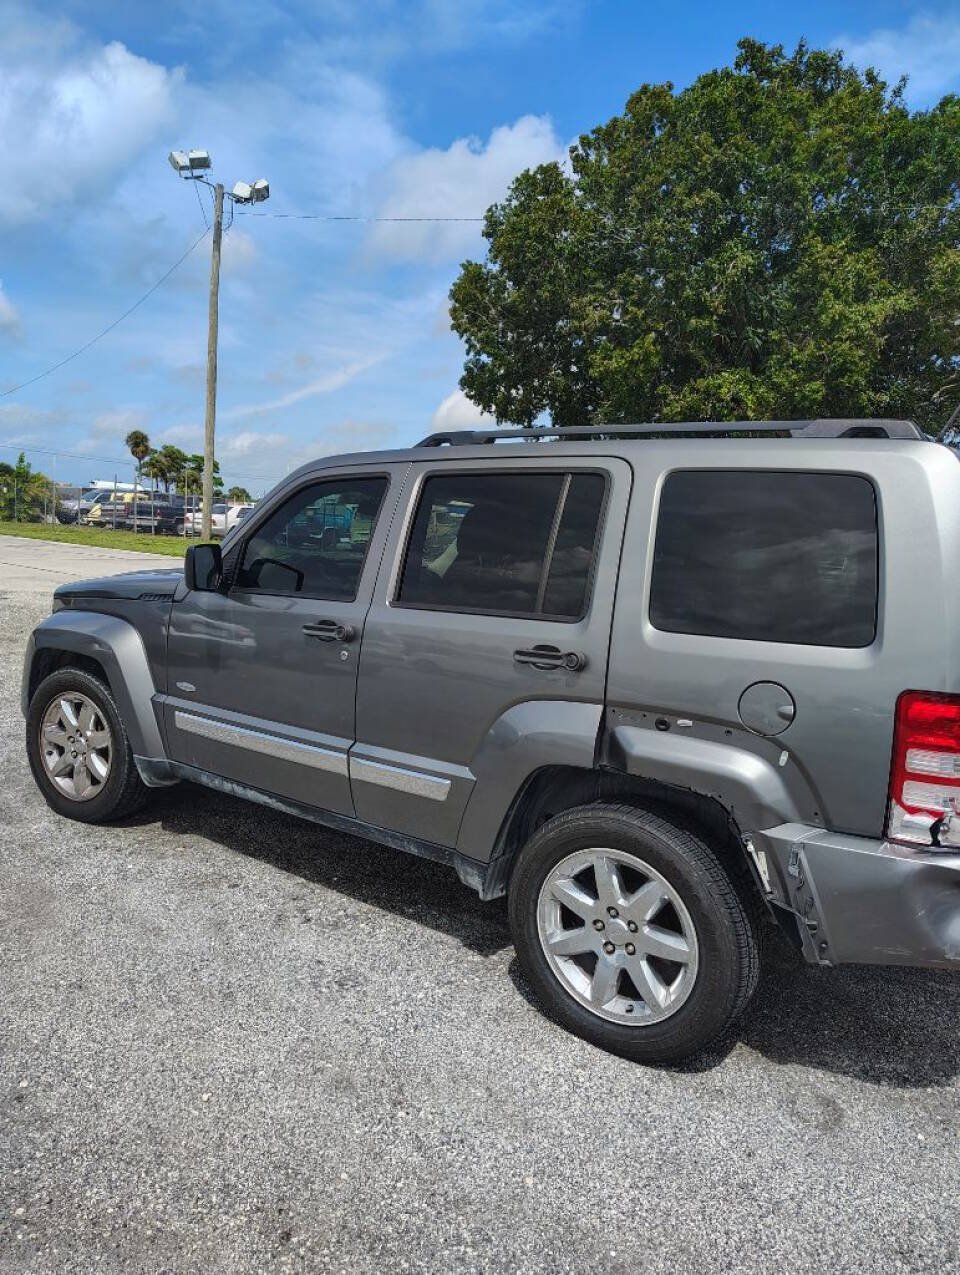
236,476,388,599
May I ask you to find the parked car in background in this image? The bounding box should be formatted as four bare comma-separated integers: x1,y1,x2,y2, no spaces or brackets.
83,492,142,524
183,503,255,537
113,498,188,536
59,483,146,524
85,492,191,535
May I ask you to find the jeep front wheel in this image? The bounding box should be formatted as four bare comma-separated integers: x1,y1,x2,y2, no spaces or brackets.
26,668,148,823
508,802,760,1064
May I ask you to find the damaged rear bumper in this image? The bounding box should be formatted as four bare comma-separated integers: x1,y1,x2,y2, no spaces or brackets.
751,823,960,969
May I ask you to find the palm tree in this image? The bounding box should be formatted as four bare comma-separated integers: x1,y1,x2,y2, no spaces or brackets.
155,445,189,495
227,485,252,503
141,451,167,492
125,430,150,532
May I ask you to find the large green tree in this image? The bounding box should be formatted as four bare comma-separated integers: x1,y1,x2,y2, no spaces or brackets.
450,39,960,431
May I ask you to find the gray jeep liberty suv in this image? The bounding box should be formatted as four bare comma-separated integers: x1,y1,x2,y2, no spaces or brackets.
21,420,960,1063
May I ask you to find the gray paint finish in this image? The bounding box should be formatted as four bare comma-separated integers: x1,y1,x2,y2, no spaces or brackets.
162,461,410,816
606,440,960,838
23,610,165,759
20,432,960,974
756,822,960,968
352,455,630,850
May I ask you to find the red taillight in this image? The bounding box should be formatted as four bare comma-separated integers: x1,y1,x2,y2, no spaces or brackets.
888,691,960,848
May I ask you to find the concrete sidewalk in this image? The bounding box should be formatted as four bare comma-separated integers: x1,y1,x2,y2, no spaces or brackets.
0,534,177,596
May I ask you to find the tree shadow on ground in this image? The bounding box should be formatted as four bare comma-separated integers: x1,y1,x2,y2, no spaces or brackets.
133,782,960,1087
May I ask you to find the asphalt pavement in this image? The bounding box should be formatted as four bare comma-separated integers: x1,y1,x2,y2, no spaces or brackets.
2,537,960,1273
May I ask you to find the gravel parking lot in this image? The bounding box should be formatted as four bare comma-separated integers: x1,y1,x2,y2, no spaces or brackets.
3,539,960,1274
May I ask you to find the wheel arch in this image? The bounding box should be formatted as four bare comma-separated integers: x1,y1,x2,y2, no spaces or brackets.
23,611,165,761
482,763,769,912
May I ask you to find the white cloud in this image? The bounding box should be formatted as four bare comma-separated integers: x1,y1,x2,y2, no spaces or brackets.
835,11,960,103
368,114,567,263
0,29,181,224
91,409,147,439
0,280,21,335
222,356,383,420
157,423,202,447
431,388,494,430
221,430,290,454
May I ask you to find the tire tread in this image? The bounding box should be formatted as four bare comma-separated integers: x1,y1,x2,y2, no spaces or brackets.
508,800,762,1063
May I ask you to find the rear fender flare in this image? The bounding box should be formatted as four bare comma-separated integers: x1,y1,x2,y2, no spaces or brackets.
604,722,816,831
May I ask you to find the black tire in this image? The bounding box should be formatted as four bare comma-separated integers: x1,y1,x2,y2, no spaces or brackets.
508,802,761,1065
174,520,185,536
26,668,149,824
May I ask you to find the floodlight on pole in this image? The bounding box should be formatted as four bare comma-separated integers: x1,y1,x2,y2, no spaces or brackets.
167,148,269,539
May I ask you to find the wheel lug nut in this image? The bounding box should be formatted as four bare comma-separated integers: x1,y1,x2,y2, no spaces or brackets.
593,919,604,931
602,941,615,955
627,921,638,933
607,907,618,918
625,943,636,956
625,1004,634,1014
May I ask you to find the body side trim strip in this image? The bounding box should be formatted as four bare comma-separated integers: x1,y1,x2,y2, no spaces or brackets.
174,710,349,776
349,756,451,802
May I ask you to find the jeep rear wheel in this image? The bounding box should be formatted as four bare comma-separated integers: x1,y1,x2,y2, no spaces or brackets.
26,668,149,824
508,802,760,1064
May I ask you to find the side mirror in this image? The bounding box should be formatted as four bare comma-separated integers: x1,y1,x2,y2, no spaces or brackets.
184,542,223,592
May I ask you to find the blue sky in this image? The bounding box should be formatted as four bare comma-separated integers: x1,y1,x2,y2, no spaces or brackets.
2,0,960,492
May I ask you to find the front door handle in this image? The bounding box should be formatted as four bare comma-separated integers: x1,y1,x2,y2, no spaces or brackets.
302,619,356,643
514,645,587,672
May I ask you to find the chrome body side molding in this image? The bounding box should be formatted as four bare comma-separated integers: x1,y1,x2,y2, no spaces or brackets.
173,710,349,777
349,756,451,802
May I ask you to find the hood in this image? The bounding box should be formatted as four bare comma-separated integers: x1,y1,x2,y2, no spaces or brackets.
54,567,182,603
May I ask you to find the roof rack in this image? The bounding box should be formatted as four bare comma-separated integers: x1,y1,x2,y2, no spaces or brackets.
415,418,926,447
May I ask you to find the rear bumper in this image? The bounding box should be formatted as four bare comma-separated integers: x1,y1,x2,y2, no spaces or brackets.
753,823,960,969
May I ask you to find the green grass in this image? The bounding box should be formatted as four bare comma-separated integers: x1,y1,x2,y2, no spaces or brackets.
0,521,187,557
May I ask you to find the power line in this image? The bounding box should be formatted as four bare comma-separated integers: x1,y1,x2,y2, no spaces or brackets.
236,211,484,221
193,178,210,230
0,229,210,400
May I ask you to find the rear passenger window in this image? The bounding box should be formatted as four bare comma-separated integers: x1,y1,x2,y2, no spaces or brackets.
650,470,878,647
398,471,605,618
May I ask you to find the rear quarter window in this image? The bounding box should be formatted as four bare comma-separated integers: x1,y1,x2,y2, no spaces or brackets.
649,470,878,648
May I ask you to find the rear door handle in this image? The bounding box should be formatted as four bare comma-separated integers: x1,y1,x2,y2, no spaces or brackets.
514,645,587,672
302,619,356,642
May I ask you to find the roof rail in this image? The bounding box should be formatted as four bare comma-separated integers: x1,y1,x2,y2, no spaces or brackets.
415,418,926,447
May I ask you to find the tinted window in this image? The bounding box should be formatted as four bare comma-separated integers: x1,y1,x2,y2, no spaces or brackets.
236,476,387,599
650,471,878,647
398,471,605,618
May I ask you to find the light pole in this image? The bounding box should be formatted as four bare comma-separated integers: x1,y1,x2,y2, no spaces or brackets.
168,150,270,540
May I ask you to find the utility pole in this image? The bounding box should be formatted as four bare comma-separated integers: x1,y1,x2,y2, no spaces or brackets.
202,182,224,542
168,150,270,542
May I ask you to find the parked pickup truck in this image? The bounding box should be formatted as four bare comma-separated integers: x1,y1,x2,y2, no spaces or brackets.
21,419,960,1063
87,497,187,536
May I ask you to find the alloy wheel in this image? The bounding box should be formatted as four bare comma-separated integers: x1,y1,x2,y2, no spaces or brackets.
537,847,699,1025
39,692,113,802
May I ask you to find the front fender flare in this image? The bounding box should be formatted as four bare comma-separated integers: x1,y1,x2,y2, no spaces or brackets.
22,611,166,761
